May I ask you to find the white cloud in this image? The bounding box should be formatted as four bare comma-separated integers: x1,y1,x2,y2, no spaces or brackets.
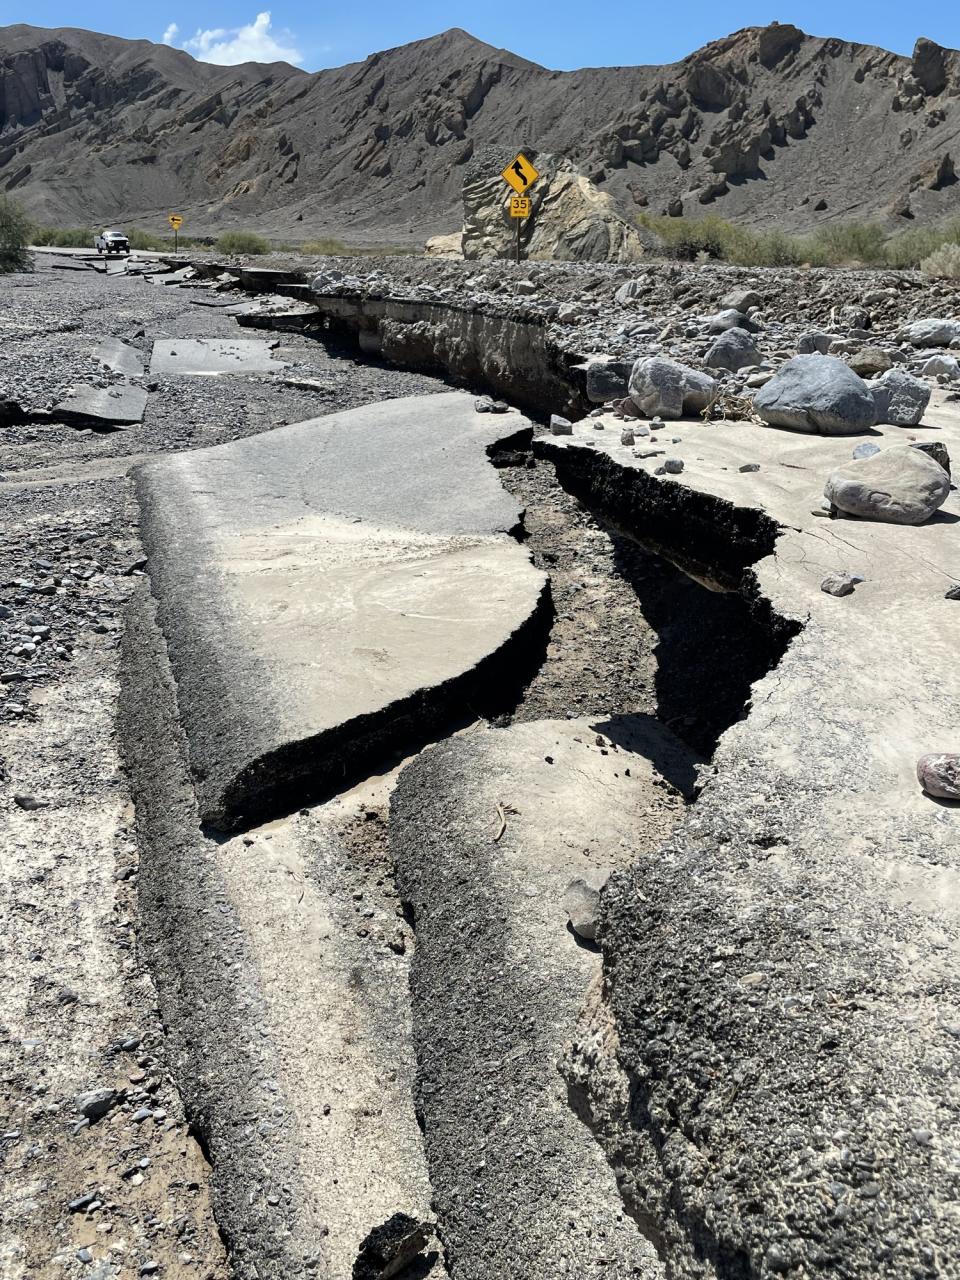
183,11,303,65
162,22,179,44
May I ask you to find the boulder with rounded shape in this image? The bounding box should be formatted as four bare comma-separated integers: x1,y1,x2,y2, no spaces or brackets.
705,308,762,334
870,368,931,426
629,357,717,419
898,318,960,347
824,444,950,524
917,753,960,800
705,327,760,372
754,354,877,435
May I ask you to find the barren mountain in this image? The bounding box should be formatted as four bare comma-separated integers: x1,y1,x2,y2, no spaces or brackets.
1,20,959,241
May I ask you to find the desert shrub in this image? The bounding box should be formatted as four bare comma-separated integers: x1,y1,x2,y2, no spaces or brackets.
31,225,94,247
126,226,166,250
887,218,960,269
216,230,271,255
920,242,960,279
301,237,349,255
0,196,34,272
806,221,888,266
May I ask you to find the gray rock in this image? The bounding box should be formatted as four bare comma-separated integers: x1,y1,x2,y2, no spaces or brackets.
820,573,857,597
629,357,717,419
563,871,610,941
847,347,892,377
755,355,877,435
620,428,635,445
852,442,882,460
912,441,951,475
705,308,762,334
705,327,760,372
824,444,950,524
550,414,573,436
738,463,760,472
797,332,832,355
898,318,960,347
614,280,645,306
916,753,960,800
922,354,960,379
75,1088,118,1122
662,458,684,474
721,287,761,312
583,359,631,404
870,368,931,426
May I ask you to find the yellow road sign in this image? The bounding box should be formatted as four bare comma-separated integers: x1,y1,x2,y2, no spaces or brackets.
168,214,183,230
501,152,539,195
509,196,532,219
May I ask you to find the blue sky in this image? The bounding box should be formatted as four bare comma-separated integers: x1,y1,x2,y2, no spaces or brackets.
7,2,960,71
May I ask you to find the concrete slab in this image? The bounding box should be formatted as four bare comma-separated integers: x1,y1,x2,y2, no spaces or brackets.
537,394,960,1276
134,392,547,829
149,336,287,376
53,384,148,428
392,715,698,1278
94,337,144,376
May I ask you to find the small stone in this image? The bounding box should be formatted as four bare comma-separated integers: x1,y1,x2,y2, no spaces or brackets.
139,1263,160,1276
68,1193,96,1213
916,753,960,800
77,1248,93,1264
820,573,857,598
620,428,635,446
852,442,881,460
662,458,684,474
563,871,610,942
738,463,760,472
75,1088,118,1122
945,586,960,600
14,795,46,811
549,414,573,436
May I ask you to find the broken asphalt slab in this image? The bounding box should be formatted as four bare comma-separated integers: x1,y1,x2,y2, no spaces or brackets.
52,383,148,428
537,394,960,1276
94,337,144,376
391,715,698,1279
133,391,548,829
149,336,287,376
120,583,447,1278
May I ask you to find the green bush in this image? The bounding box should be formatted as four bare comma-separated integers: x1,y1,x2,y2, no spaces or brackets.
31,225,94,248
920,242,960,280
126,226,166,250
216,230,271,256
0,196,34,272
638,212,960,271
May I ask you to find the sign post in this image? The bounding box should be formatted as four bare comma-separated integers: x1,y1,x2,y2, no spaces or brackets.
500,153,539,264
168,213,183,254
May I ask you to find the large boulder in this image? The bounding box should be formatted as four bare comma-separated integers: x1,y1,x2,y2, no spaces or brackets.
629,357,717,419
754,354,877,435
870,368,931,426
462,151,645,263
705,327,760,372
897,318,960,347
824,445,950,524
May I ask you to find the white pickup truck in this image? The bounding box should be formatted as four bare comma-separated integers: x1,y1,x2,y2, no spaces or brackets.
94,228,129,255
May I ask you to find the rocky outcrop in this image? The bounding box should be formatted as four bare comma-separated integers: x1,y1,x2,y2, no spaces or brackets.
6,21,960,237
461,152,645,263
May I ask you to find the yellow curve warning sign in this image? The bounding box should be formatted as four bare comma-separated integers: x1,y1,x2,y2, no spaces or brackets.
501,153,539,195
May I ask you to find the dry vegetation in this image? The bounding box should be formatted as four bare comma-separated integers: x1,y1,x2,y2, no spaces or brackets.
638,212,960,270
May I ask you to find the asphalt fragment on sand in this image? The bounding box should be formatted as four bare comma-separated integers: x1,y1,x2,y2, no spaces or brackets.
149,336,288,376
134,391,548,829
